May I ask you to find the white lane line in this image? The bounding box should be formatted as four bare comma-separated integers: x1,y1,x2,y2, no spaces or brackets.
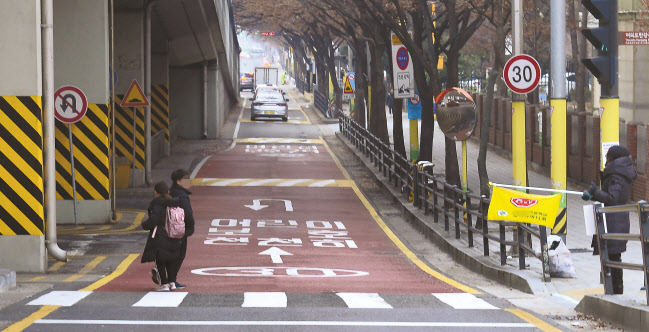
190,156,210,179
242,292,287,307
309,180,335,187
35,320,533,328
210,178,251,186
432,293,499,310
551,293,580,305
336,293,393,309
276,179,310,186
27,291,92,307
132,292,188,307
243,179,279,186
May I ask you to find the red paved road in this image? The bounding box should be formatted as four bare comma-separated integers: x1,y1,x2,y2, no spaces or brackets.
99,143,462,294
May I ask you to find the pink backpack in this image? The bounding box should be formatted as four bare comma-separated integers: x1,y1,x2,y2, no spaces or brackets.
165,206,185,239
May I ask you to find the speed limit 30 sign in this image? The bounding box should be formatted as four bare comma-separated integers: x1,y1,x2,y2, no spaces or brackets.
503,54,541,94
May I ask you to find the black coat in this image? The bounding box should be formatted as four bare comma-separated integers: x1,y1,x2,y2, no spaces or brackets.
140,196,182,263
170,183,195,237
592,155,637,254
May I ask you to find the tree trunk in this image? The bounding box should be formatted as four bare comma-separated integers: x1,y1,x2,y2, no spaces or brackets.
315,54,328,95
353,38,367,126
369,25,389,143
393,97,406,157
478,0,506,197
411,11,436,162
568,0,585,113
327,42,343,116
444,48,462,188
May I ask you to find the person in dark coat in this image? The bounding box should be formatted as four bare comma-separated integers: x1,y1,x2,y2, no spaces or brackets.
386,89,394,115
169,169,195,290
141,181,182,291
582,145,637,294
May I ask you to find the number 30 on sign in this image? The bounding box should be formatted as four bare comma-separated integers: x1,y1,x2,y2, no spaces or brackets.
503,54,541,94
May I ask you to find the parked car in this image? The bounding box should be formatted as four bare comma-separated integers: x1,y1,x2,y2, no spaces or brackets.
240,72,255,91
250,89,289,122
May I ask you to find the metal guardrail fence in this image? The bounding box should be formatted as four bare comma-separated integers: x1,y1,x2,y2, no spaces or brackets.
313,90,330,118
593,202,649,304
339,113,551,282
296,79,306,94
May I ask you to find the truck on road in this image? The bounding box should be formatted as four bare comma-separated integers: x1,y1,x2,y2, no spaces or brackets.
254,67,279,90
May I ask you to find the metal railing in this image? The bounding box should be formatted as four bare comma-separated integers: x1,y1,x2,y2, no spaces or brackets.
339,113,551,282
594,202,649,304
296,79,306,94
314,90,330,118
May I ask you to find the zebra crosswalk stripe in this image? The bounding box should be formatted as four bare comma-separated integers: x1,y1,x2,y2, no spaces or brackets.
242,292,287,308
191,178,353,188
432,293,498,310
336,293,393,309
133,292,188,307
236,138,324,144
27,291,92,307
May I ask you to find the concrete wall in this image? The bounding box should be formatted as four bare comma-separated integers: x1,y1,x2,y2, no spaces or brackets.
114,11,144,94
0,0,41,96
54,0,109,103
0,0,46,272
170,65,202,139
152,53,168,85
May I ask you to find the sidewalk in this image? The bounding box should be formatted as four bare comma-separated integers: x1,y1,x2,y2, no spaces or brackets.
326,99,647,330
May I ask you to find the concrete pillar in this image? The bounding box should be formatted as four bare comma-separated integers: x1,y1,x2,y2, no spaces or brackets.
151,51,170,155
53,0,111,224
114,9,146,186
170,62,221,139
0,0,47,272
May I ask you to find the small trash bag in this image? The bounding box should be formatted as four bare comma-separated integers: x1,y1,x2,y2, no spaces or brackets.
547,235,578,278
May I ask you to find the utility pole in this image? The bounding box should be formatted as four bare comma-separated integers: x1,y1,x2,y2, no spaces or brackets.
551,0,568,241
511,0,526,191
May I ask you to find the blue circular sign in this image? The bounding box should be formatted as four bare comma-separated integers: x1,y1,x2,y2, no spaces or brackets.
396,47,409,70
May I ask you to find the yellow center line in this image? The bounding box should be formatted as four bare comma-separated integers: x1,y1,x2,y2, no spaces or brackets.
81,254,139,291
112,212,123,223
97,225,111,231
2,305,60,332
321,139,479,294
63,256,106,282
47,261,66,272
123,212,145,231
505,309,562,332
27,276,45,282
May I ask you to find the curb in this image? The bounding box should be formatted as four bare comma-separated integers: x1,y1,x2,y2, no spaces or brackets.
335,132,549,295
0,269,16,292
576,295,649,332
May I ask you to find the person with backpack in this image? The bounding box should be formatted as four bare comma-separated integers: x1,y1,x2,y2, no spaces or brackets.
141,181,183,291
169,169,195,289
582,145,637,294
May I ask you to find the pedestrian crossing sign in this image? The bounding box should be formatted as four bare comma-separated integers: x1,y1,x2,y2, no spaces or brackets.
121,79,149,107
344,77,354,94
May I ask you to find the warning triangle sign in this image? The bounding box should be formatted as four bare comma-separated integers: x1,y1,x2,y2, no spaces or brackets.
344,77,354,94
120,80,149,107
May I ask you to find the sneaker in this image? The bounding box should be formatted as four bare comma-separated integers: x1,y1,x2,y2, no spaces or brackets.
151,267,160,285
174,282,186,289
168,282,176,291
155,284,170,292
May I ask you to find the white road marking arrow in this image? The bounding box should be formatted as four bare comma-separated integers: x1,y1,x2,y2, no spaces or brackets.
244,199,293,211
258,247,292,264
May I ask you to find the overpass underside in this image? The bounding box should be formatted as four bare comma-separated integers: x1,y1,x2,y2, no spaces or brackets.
0,0,240,272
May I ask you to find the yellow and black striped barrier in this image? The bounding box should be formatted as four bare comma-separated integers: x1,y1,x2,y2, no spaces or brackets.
114,95,145,169
55,104,110,200
0,96,45,235
151,84,169,143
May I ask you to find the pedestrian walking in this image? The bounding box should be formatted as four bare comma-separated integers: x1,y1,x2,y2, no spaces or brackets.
169,169,195,290
141,181,182,292
386,89,394,115
582,145,637,294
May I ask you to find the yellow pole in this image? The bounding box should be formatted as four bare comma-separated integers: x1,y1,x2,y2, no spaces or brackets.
410,119,419,161
550,99,567,235
462,141,468,191
600,98,620,170
511,100,527,188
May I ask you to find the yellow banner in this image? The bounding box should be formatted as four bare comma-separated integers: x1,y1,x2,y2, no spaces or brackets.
487,187,561,228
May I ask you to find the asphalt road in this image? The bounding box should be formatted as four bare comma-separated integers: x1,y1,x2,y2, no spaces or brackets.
0,90,562,332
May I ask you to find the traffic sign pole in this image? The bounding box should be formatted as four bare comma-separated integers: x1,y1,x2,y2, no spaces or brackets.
68,124,79,225
551,0,567,240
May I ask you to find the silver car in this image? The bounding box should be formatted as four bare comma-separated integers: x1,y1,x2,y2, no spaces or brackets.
250,89,289,121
